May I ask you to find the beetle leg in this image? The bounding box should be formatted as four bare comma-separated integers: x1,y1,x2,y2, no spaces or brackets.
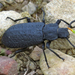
10,49,25,58
66,37,75,48
46,42,64,61
56,19,70,26
42,42,50,68
6,17,31,23
41,8,45,24
41,8,45,18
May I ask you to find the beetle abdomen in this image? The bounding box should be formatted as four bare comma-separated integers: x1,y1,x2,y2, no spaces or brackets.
2,22,44,48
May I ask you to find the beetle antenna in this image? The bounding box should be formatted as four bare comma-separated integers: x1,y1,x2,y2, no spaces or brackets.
69,20,75,28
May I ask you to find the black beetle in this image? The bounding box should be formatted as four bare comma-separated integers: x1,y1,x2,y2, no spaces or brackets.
1,8,75,68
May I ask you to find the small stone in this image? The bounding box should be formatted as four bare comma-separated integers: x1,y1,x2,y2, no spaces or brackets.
20,67,24,71
29,46,43,61
0,3,4,10
29,62,36,70
0,47,12,56
27,71,36,75
0,56,18,75
36,69,43,74
15,0,24,3
60,49,66,54
40,49,75,75
72,49,75,55
22,0,28,6
29,46,34,50
66,49,73,55
66,0,75,2
47,0,53,2
6,0,14,4
17,59,23,64
16,59,23,70
0,0,14,4
22,2,36,14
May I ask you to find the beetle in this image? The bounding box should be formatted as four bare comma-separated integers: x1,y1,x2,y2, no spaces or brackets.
1,8,75,68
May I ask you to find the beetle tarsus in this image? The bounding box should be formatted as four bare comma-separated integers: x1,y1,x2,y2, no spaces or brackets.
61,57,65,61
42,42,50,68
10,53,16,58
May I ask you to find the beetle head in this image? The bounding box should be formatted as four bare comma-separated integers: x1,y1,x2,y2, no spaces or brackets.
58,28,69,38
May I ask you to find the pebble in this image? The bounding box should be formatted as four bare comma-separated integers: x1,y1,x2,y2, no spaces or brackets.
0,56,18,75
0,3,4,10
36,69,43,74
17,59,23,70
72,49,75,55
29,46,43,61
29,62,36,70
27,71,36,75
66,0,75,2
6,0,14,4
15,0,24,3
66,49,73,56
22,2,36,15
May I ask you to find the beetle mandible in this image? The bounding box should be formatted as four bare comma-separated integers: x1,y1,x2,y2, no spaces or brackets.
1,8,75,68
